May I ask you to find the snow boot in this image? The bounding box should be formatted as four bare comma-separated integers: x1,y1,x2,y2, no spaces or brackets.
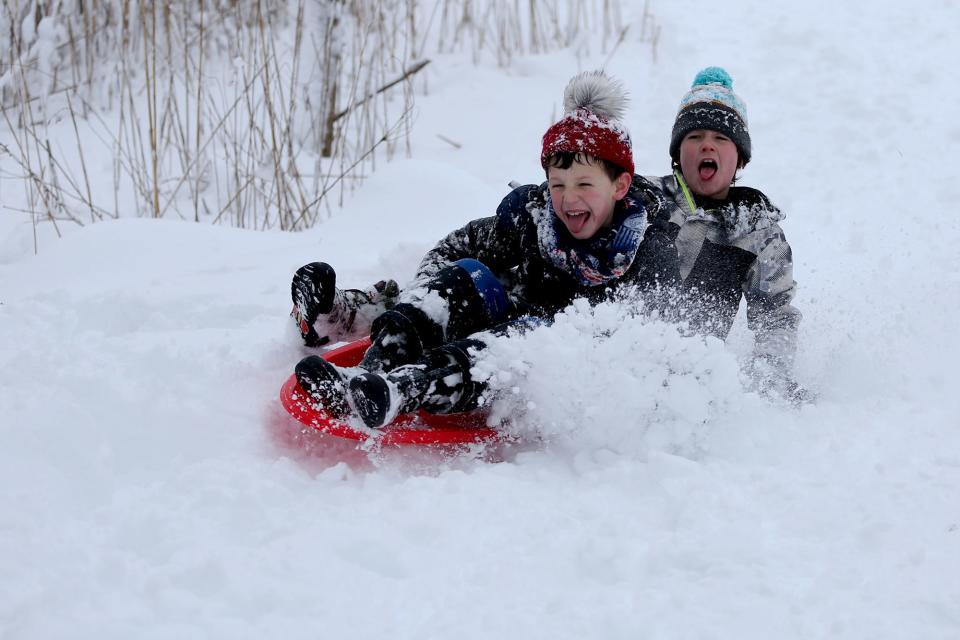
349,339,484,429
294,355,355,418
291,262,399,347
291,262,337,347
358,303,444,373
348,365,441,429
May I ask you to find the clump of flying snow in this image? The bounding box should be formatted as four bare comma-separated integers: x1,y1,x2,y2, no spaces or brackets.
473,298,758,456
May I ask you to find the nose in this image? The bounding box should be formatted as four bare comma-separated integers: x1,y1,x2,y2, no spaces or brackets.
566,189,586,206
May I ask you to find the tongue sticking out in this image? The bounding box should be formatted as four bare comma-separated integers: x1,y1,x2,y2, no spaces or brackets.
565,211,589,235
699,164,717,182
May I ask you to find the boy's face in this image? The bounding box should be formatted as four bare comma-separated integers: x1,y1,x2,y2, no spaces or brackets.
678,129,739,199
547,160,630,240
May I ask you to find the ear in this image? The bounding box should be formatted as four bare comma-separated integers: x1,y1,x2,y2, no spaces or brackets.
613,172,631,200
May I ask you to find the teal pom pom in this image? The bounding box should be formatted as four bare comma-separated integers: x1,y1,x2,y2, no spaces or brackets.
692,67,732,89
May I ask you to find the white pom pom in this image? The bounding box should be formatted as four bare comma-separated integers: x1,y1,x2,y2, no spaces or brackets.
562,70,628,121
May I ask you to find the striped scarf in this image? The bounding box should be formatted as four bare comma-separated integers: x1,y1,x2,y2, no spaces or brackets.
535,196,649,286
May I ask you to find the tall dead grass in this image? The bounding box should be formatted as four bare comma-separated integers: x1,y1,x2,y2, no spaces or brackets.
0,0,656,252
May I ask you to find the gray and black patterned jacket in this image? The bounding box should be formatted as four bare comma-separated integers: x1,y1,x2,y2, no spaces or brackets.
643,172,801,369
404,178,682,318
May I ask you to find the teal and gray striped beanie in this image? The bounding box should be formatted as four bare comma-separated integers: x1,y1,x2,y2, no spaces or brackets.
669,67,751,166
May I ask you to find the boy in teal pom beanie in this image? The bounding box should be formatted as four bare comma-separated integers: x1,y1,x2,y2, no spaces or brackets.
646,67,809,404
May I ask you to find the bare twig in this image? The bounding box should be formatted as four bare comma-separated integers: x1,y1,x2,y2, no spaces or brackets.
331,59,431,123
436,134,462,149
66,92,97,223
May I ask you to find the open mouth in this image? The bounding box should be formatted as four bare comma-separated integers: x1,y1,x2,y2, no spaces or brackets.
698,158,718,182
563,209,591,234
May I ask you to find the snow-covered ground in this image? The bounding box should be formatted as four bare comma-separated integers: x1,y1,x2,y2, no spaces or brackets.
3,1,960,638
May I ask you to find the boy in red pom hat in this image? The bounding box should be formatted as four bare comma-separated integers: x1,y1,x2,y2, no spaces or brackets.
291,70,684,428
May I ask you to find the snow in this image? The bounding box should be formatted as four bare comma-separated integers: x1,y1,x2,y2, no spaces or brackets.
3,0,960,638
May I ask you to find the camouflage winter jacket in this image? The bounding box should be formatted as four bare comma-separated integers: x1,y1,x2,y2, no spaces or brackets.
406,178,682,318
643,172,802,368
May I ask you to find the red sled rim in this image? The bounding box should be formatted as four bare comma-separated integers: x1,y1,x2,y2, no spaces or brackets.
281,337,502,446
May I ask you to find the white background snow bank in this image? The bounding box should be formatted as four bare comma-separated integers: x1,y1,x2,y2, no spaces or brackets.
2,0,960,638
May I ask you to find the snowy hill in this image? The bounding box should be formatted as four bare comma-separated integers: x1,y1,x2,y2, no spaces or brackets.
2,1,960,638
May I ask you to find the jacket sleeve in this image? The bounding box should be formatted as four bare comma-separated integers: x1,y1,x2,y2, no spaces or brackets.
743,225,802,368
626,177,683,313
410,185,534,287
633,217,681,288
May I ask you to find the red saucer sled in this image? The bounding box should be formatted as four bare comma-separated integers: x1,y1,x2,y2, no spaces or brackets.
281,337,502,446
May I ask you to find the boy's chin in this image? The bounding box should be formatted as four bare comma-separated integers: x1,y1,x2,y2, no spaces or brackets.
688,170,734,198
693,180,729,199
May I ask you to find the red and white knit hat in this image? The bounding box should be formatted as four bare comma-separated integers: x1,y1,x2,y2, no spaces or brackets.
541,71,634,176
